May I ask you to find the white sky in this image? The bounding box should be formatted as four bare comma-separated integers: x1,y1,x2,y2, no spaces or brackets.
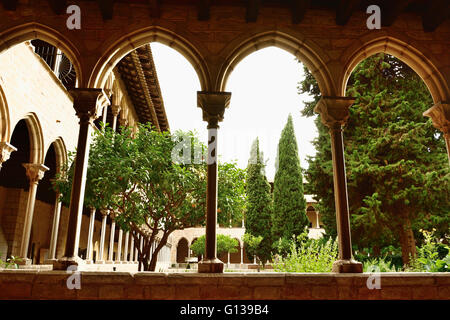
150,43,318,181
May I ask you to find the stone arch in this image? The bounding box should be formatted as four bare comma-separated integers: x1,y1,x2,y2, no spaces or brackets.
176,237,189,263
0,22,83,87
89,26,210,91
20,113,44,165
0,85,10,143
48,137,67,175
341,36,449,104
217,30,336,96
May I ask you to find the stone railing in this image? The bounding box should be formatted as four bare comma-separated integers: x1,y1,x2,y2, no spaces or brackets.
0,271,448,300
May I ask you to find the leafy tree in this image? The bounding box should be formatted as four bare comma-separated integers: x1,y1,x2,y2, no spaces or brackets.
244,138,273,264
190,234,238,258
54,124,246,271
300,54,450,266
272,115,308,241
242,233,263,267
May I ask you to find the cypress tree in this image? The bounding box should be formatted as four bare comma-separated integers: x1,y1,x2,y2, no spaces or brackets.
245,138,273,264
272,115,308,241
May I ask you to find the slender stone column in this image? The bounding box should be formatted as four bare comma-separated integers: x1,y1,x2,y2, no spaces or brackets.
197,91,231,273
424,102,450,165
85,207,96,262
135,234,139,262
130,232,135,262
123,232,129,262
107,215,116,263
54,89,110,270
316,212,320,229
240,245,243,266
97,210,108,264
18,163,49,264
0,142,17,172
314,96,362,273
116,229,123,262
47,193,63,262
111,105,121,132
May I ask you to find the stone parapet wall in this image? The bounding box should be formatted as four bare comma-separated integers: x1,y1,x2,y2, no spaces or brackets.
0,271,448,300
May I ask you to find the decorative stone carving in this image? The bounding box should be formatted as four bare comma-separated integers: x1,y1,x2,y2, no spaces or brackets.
22,163,49,183
314,96,356,129
197,91,231,128
0,142,17,169
69,88,111,122
424,102,450,135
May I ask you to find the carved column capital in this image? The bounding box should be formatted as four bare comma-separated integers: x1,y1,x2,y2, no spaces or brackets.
0,142,17,165
118,117,128,127
197,91,231,128
314,96,356,129
69,88,111,122
111,104,122,117
424,102,450,136
100,209,110,217
22,163,49,184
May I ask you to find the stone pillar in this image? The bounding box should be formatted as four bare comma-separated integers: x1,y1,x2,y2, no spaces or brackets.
18,163,49,264
240,245,243,266
134,234,139,262
0,142,17,172
314,96,362,273
197,91,231,273
316,212,320,229
111,104,121,132
85,207,96,262
424,102,450,165
107,216,116,263
54,89,110,270
97,210,108,264
123,232,129,262
47,193,63,262
116,229,123,262
130,232,135,262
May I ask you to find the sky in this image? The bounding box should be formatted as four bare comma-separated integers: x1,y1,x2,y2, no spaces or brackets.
150,43,318,181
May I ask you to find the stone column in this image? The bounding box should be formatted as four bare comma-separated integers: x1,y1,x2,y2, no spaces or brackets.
197,91,231,273
107,216,116,263
54,89,110,270
130,232,135,262
123,231,129,262
47,193,63,262
18,163,49,264
111,104,121,132
240,245,243,266
314,96,362,273
424,102,450,165
97,209,108,264
116,229,123,263
0,142,17,172
316,212,320,229
85,207,96,262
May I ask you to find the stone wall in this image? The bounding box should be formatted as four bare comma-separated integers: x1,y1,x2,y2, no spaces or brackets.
0,271,448,300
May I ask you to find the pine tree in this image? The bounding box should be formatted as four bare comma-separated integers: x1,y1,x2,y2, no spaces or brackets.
300,54,450,265
245,138,273,264
272,115,308,241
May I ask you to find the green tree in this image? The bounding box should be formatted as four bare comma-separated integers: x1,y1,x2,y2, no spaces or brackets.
54,124,246,271
245,138,273,264
272,115,308,242
190,234,238,258
300,54,450,266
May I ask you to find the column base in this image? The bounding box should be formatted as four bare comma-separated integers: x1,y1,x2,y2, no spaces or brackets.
198,258,224,273
332,259,363,273
52,256,86,271
95,260,105,264
105,260,114,264
16,258,32,266
43,258,58,265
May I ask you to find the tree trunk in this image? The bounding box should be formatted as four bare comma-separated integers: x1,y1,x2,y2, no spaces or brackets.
148,232,170,271
398,212,417,266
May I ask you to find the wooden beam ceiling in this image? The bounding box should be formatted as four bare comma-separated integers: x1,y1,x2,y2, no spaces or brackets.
198,0,210,21
381,0,413,26
422,0,450,32
1,0,18,11
97,0,114,20
48,0,67,15
148,0,160,18
336,0,360,26
246,0,260,23
291,0,310,24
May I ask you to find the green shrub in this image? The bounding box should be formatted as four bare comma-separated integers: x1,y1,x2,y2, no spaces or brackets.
0,255,22,269
363,256,398,272
407,229,450,272
272,227,338,272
